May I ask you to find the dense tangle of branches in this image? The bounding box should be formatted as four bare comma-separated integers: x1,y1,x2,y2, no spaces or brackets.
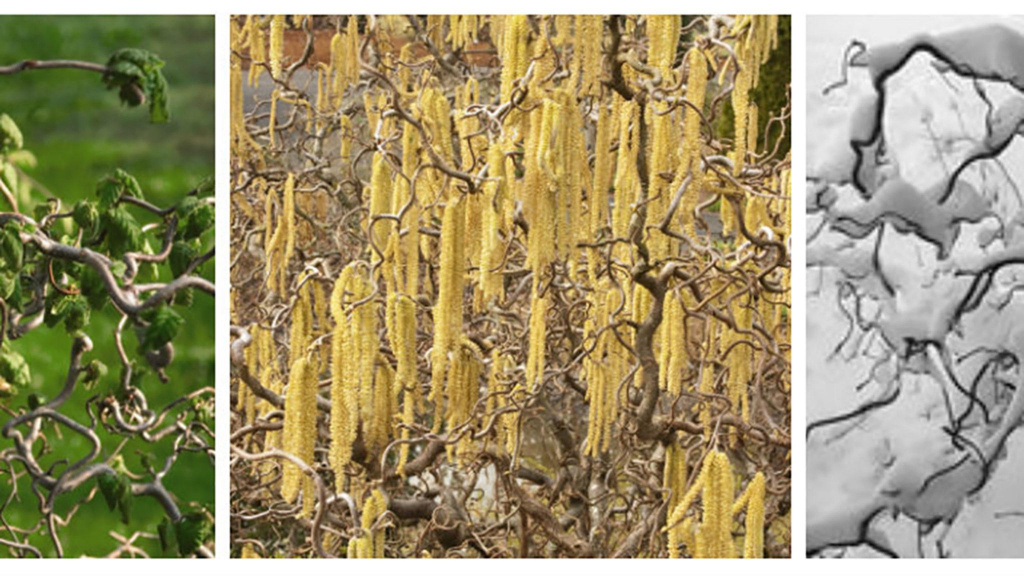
230,14,790,558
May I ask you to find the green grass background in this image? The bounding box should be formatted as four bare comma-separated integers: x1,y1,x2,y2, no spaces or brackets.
0,15,214,558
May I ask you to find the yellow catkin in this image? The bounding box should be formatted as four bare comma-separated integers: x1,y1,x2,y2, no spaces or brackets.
277,172,294,288
665,450,712,558
663,440,689,519
367,152,392,265
747,102,759,159
731,50,753,177
728,298,751,422
344,16,360,88
269,15,285,80
584,287,608,457
328,31,344,105
387,293,417,476
575,16,603,96
659,290,686,395
360,489,387,558
742,472,766,558
524,280,547,393
481,143,506,307
590,98,612,240
248,17,266,88
328,264,366,487
499,15,530,105
367,355,395,452
338,114,352,170
611,100,638,253
240,543,259,558
230,52,262,161
280,356,317,518
447,338,481,462
679,47,707,237
699,357,714,440
328,268,351,483
430,197,466,430
695,450,735,558
289,278,312,369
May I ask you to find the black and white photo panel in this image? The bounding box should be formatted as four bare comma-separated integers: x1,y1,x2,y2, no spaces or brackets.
806,15,1024,559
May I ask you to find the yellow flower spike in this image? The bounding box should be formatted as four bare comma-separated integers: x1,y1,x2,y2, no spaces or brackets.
344,16,360,87
481,143,506,307
388,292,417,476
743,472,766,558
747,102,759,158
328,265,357,487
288,277,312,369
361,489,387,558
368,355,395,452
699,357,714,440
269,15,284,80
280,356,317,517
499,15,529,106
430,196,466,429
665,449,711,556
367,152,392,265
525,279,547,393
281,172,295,283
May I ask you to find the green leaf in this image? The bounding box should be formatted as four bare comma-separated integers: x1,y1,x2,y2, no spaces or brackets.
82,359,108,389
103,205,143,258
174,512,212,557
102,48,171,123
0,349,31,392
96,168,144,211
5,149,36,169
73,200,100,236
0,113,23,154
194,176,214,196
0,271,16,300
169,241,196,277
158,517,175,553
174,286,194,307
141,306,183,351
181,203,215,240
97,469,129,515
47,294,90,334
80,265,108,311
0,223,23,271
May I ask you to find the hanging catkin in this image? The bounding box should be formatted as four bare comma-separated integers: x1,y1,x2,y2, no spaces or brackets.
430,196,466,430
281,356,317,518
268,15,285,81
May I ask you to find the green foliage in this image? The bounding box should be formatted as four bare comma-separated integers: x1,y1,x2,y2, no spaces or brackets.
46,293,91,334
96,167,144,210
97,457,132,524
0,222,23,271
0,346,31,397
102,48,170,123
175,194,215,241
73,199,99,236
0,113,23,154
102,204,143,258
174,511,212,556
140,305,183,352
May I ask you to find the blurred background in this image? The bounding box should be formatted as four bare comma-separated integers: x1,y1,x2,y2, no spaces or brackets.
0,15,214,557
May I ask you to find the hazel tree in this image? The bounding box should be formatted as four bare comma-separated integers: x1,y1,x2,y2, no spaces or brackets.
230,14,790,558
0,50,215,558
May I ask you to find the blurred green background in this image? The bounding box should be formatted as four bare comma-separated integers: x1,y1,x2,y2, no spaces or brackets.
0,15,214,557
